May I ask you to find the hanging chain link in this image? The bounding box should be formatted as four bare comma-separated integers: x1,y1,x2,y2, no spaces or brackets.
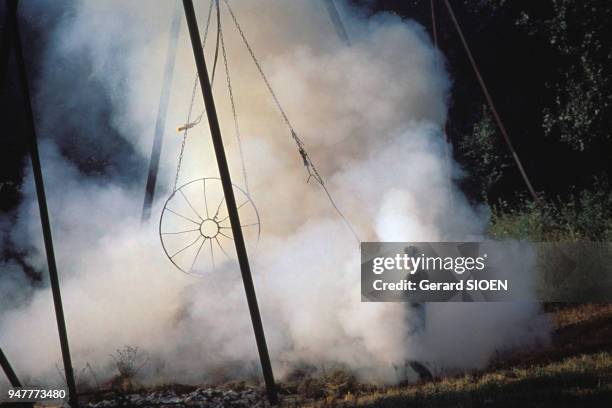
219,24,250,195
173,0,215,192
223,0,293,131
173,0,360,242
223,0,360,242
222,0,323,187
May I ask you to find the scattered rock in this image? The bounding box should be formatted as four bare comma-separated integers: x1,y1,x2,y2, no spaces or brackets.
86,386,264,408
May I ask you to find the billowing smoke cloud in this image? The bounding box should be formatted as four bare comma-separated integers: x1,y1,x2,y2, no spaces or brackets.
0,0,549,388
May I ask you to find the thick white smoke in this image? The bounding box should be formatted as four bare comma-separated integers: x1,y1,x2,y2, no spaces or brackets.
0,0,549,388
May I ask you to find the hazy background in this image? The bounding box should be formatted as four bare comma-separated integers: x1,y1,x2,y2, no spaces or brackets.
0,0,548,388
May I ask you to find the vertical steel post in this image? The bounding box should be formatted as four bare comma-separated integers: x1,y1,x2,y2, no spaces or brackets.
9,1,78,406
141,0,182,222
181,1,278,405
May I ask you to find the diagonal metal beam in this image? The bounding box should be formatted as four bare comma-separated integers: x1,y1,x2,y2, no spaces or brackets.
323,0,350,45
8,1,78,406
141,0,183,222
182,1,278,405
0,346,22,387
442,0,539,203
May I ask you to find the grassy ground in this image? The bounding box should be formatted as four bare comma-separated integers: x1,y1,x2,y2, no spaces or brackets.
77,306,612,407
297,304,612,408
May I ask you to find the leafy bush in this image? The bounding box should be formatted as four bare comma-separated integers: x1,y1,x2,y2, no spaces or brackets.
488,184,612,241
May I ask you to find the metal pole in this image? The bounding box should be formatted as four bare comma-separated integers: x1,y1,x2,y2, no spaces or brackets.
0,347,22,387
429,0,454,207
141,0,182,222
0,348,34,408
443,0,540,203
181,1,278,405
9,1,78,406
323,0,350,45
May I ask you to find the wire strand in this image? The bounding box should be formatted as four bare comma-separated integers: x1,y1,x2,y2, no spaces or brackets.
430,0,454,208
223,0,360,243
219,19,250,195
443,0,539,203
173,0,215,191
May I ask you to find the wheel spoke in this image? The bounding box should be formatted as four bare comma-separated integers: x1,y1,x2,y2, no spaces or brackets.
170,235,202,258
209,239,215,270
189,237,207,272
162,228,200,235
165,207,200,225
203,179,210,218
217,200,248,223
215,237,232,260
219,224,256,229
180,189,203,220
218,230,234,241
213,196,226,219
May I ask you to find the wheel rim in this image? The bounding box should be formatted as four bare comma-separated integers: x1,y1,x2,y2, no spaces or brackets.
159,178,260,277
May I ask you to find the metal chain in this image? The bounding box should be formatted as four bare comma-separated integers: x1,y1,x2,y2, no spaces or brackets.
210,0,221,85
223,0,325,187
174,1,254,208
173,0,215,192
219,24,250,195
222,0,360,242
222,0,319,182
223,0,292,131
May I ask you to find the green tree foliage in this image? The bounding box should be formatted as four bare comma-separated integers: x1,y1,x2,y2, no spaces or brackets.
459,105,510,201
518,0,612,151
444,1,612,239
457,0,611,154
